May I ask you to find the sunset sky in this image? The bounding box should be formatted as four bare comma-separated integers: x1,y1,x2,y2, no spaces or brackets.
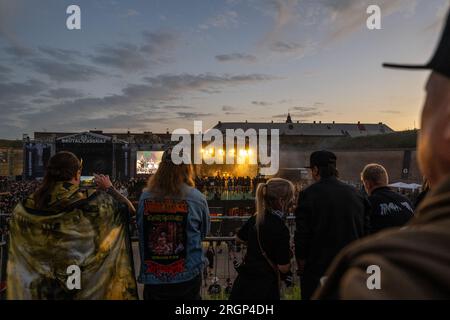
0,0,448,139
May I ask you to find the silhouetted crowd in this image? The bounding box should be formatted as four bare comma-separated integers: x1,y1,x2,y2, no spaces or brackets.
0,179,40,214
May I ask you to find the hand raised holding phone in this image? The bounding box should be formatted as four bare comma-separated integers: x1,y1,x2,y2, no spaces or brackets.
93,173,113,190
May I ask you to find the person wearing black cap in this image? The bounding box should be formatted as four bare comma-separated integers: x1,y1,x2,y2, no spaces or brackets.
294,150,371,300
315,9,450,299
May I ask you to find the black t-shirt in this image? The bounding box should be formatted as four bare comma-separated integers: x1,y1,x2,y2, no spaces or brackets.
237,211,291,276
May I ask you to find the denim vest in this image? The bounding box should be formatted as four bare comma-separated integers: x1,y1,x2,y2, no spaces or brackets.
137,184,210,284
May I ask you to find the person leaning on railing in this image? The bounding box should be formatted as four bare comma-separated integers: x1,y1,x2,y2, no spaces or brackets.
229,178,295,300
136,148,211,300
6,151,138,300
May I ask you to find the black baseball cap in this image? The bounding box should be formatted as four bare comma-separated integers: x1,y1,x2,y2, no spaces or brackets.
383,8,450,79
308,150,337,168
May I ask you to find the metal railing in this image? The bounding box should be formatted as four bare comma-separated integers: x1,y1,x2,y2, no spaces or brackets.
0,213,300,300
0,213,10,299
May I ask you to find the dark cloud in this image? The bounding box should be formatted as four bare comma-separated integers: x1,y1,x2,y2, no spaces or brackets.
0,101,33,138
13,72,276,133
380,110,401,114
45,88,84,99
38,46,83,62
224,112,243,115
90,43,148,72
252,101,272,106
0,64,12,80
141,30,178,55
285,105,327,118
163,105,194,110
0,100,32,115
273,110,322,119
215,53,257,63
31,98,52,104
291,106,318,112
143,73,277,93
271,41,304,53
199,11,239,30
0,79,46,100
16,111,172,134
222,105,235,111
55,112,166,131
30,58,103,82
177,112,214,120
3,45,35,58
221,105,243,115
90,30,178,72
0,64,12,74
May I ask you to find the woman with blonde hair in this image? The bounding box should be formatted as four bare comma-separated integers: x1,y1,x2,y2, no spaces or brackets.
136,148,210,300
230,178,295,300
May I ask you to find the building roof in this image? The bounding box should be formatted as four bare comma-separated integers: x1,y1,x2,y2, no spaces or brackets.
33,130,169,144
213,121,394,137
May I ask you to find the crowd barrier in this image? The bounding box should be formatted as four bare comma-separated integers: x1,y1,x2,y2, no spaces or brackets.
0,213,300,300
0,213,10,299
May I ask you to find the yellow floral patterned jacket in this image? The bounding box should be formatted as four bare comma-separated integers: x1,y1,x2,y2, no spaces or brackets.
6,182,138,300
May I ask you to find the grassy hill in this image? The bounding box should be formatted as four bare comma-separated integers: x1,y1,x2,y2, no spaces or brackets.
319,130,418,150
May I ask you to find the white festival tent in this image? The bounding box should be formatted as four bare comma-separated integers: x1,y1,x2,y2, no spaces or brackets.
388,182,422,190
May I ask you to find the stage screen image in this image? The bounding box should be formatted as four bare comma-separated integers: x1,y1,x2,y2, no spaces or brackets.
136,151,164,175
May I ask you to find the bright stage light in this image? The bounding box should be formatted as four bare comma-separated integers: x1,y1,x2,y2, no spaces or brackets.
239,149,248,157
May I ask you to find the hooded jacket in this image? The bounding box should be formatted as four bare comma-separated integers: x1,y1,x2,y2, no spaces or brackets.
6,182,138,300
314,176,450,299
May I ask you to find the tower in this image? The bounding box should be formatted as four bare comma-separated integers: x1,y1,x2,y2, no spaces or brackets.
286,112,293,123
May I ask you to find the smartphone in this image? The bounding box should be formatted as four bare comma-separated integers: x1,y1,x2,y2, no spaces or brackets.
80,176,95,187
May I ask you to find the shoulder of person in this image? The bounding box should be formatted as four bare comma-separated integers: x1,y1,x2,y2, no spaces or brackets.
339,181,367,200
300,182,321,195
318,223,450,299
85,189,113,205
183,185,207,204
335,222,449,264
396,192,413,204
139,190,151,201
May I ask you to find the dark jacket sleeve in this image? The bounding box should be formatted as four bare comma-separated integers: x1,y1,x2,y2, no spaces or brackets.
237,216,253,242
363,196,372,235
294,190,312,260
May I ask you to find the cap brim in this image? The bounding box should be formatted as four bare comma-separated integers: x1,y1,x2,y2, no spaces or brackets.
382,63,431,70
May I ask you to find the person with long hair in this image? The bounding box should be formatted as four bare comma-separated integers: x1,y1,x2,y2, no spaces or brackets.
230,178,295,300
136,148,210,300
7,151,138,300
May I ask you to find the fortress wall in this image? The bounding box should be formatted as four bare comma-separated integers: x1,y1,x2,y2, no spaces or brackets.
279,148,421,184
